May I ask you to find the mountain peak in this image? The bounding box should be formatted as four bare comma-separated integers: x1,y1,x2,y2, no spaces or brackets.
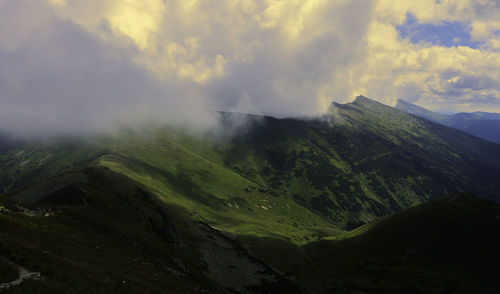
330,96,385,108
353,95,373,104
351,96,400,114
352,96,392,108
329,96,405,119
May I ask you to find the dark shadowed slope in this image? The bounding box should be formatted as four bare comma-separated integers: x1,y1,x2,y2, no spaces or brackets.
0,167,300,294
1,170,498,293
396,99,500,144
248,193,500,294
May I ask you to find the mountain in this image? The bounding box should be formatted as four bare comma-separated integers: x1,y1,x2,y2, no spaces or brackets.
253,193,500,293
218,96,500,229
394,99,450,123
1,175,498,293
0,167,300,293
3,96,500,231
396,99,500,144
1,96,500,292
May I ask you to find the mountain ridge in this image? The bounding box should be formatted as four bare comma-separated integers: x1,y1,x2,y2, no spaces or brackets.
2,95,500,292
3,96,500,232
396,99,500,144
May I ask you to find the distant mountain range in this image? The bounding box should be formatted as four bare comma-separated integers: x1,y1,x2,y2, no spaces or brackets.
1,96,500,293
396,99,500,144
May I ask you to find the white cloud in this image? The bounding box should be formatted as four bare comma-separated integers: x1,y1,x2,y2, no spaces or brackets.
350,0,500,112
0,0,213,136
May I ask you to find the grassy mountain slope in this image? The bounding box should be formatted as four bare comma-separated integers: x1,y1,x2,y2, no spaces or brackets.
218,96,500,228
0,129,338,244
246,193,500,293
0,136,110,193
0,167,299,293
2,96,500,234
1,172,498,293
2,96,500,292
396,99,500,144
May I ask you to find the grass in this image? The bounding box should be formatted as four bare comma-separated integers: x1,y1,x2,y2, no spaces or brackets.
0,164,499,293
1,98,500,292
98,130,339,243
0,168,217,293
0,166,304,293
242,194,500,293
3,98,500,233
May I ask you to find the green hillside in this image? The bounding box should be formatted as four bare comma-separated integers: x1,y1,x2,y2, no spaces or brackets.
0,170,498,293
0,166,300,293
250,193,500,293
217,96,500,228
2,96,500,233
1,96,500,292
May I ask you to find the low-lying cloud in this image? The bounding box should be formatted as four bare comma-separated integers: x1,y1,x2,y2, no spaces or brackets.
0,0,214,136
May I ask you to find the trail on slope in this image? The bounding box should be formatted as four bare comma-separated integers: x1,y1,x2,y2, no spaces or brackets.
0,257,41,289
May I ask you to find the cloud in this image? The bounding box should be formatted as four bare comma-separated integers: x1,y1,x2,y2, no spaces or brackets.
1,0,500,137
0,0,380,137
0,0,212,136
349,0,500,112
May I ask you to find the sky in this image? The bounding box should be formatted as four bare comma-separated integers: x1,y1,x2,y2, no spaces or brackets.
1,0,500,136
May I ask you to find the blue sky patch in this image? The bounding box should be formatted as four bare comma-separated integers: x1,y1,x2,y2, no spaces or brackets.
396,13,481,48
